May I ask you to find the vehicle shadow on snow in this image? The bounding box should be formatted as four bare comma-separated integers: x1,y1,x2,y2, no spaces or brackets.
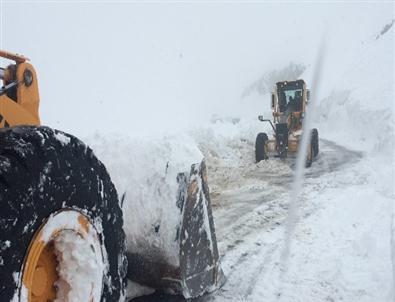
303,139,363,178
275,138,363,177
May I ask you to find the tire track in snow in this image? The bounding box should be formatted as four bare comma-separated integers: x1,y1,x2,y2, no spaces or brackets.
135,139,362,301
202,139,363,301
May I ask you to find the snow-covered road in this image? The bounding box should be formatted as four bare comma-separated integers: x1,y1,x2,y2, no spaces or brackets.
209,138,363,246
199,138,374,302
137,134,393,302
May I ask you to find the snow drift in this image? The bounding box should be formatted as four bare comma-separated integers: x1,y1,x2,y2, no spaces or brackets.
88,133,203,266
87,133,223,298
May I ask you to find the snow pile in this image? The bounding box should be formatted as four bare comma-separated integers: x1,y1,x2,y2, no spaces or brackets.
191,117,269,162
271,154,394,302
54,230,105,302
87,133,203,266
314,19,394,154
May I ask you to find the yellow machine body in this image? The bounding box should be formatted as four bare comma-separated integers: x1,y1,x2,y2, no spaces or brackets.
267,79,309,154
0,50,41,128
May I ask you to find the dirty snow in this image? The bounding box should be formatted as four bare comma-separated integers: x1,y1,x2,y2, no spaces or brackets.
126,280,155,300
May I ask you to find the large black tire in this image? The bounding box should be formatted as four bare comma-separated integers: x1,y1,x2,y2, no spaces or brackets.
305,142,313,168
255,132,269,163
312,128,319,157
0,126,127,301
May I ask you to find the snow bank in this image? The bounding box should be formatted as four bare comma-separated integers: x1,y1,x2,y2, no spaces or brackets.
276,154,394,302
314,20,394,154
87,133,203,266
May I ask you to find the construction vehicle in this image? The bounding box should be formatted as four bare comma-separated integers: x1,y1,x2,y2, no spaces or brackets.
255,79,319,167
0,50,223,301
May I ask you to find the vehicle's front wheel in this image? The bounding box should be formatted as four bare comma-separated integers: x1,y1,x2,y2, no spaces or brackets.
255,132,269,162
311,128,319,157
0,126,127,302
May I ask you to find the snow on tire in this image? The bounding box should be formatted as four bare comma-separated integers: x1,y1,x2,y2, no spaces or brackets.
0,126,127,301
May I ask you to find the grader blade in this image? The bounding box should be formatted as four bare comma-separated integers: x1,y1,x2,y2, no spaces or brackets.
126,161,224,298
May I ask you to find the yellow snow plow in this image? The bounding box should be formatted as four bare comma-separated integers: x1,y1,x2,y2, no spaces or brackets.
0,50,223,301
255,79,319,167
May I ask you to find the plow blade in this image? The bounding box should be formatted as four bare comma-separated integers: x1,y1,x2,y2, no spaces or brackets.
126,161,224,298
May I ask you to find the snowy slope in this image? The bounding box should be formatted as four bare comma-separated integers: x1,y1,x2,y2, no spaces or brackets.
78,17,394,302
176,19,393,302
315,20,394,154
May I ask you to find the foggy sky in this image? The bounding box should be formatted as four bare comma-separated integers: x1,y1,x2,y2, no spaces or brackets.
1,1,392,137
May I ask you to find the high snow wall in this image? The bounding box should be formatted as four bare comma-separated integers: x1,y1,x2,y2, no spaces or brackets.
87,134,203,266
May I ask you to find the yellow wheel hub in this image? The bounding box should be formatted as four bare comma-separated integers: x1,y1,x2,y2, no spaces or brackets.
23,239,58,302
21,211,100,302
30,242,58,300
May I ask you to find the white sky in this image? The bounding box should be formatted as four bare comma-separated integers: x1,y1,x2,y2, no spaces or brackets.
0,1,393,137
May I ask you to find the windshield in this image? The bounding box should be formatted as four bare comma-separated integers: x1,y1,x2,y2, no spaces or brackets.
278,88,303,112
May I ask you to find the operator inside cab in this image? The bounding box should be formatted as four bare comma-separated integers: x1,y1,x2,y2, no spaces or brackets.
284,91,303,113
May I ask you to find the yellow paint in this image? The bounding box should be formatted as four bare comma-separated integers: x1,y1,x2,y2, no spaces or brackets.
78,214,90,234
22,233,58,302
0,50,40,128
269,80,309,154
22,211,94,301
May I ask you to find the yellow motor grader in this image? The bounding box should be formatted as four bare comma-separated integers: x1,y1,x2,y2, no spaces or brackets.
255,79,319,167
0,50,223,301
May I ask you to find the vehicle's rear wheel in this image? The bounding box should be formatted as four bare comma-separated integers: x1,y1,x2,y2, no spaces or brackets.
0,126,127,302
255,132,269,163
312,128,319,157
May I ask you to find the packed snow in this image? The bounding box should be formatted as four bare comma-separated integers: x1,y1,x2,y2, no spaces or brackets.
87,133,203,267
54,230,104,302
